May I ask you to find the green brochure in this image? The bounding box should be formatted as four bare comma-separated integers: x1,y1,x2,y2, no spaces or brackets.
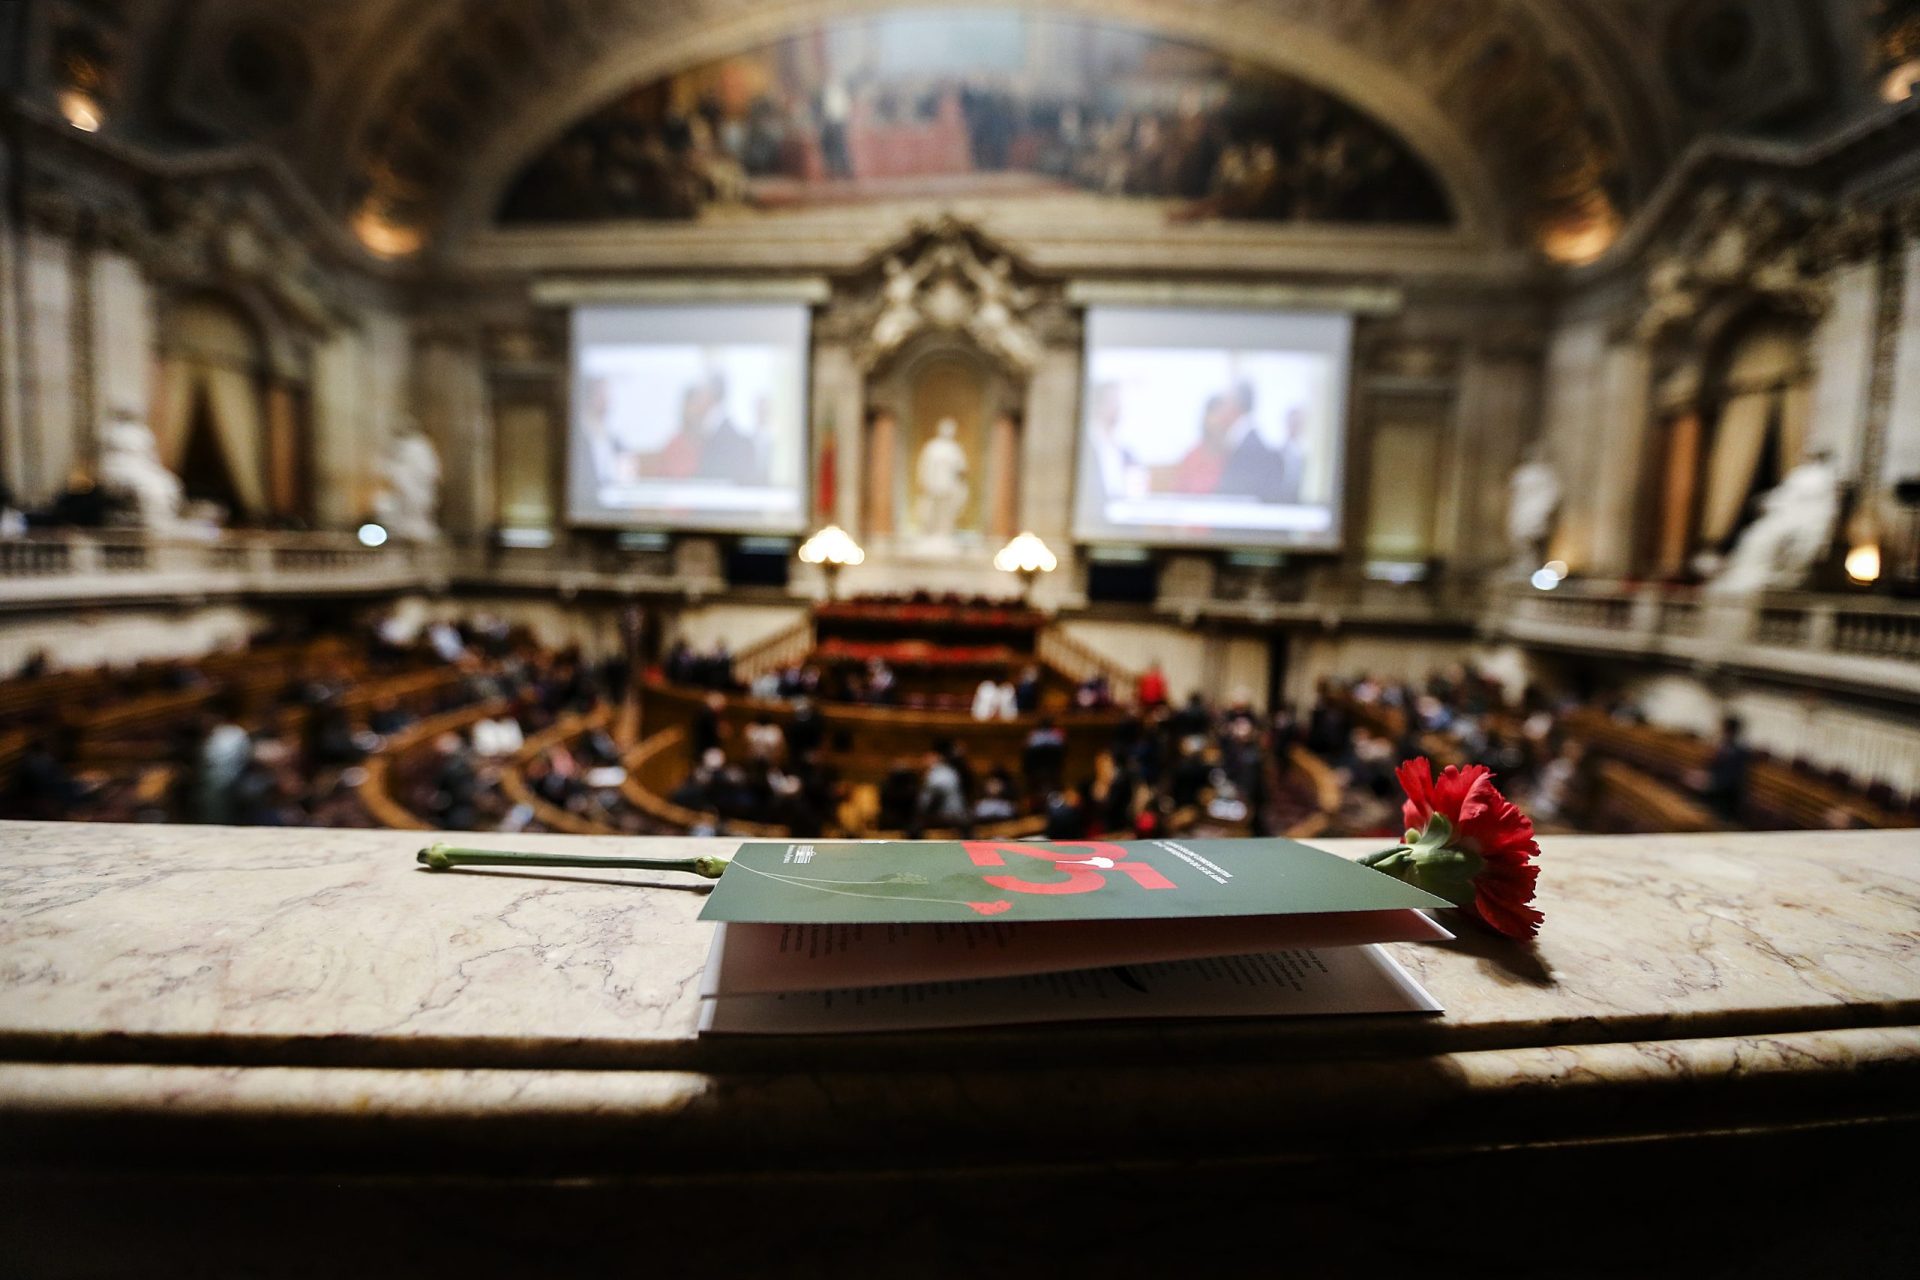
698,837,1450,924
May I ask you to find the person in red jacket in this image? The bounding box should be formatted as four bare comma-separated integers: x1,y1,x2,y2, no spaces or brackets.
1137,660,1168,709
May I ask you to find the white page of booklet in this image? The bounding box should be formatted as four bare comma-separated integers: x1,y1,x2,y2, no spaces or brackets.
700,910,1451,997
697,945,1442,1035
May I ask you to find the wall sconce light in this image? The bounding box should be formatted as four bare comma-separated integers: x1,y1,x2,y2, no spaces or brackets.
993,531,1058,600
351,196,425,259
797,524,864,598
1845,542,1881,586
57,88,104,133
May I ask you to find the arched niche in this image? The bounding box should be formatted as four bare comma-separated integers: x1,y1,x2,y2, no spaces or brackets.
865,332,1024,547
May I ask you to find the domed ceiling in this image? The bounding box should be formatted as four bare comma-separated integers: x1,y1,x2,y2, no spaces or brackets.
35,0,1864,266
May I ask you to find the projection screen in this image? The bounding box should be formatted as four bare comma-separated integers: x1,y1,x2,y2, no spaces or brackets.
1073,306,1352,550
567,303,810,533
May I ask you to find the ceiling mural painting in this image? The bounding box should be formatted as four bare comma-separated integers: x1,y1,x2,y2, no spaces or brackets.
111,0,1857,266
496,10,1455,230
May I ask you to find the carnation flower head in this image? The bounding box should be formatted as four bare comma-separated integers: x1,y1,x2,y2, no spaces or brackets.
1360,758,1543,939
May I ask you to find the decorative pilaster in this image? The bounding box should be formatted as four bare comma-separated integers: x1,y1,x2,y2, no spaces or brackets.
413,330,491,540
988,410,1017,539
1585,338,1654,578
0,135,23,500
1881,233,1920,492
808,342,862,533
1018,345,1078,551
20,223,78,501
1861,231,1908,497
1442,331,1540,575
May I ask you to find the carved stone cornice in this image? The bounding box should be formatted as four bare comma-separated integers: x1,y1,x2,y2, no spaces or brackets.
1632,182,1832,348
825,216,1064,375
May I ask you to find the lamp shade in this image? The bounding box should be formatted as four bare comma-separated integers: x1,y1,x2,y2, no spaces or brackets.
993,532,1058,575
798,525,866,567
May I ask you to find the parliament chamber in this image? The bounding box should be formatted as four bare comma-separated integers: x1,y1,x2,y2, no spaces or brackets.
1,1,1919,1274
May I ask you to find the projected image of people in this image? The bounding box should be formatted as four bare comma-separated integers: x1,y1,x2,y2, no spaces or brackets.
1169,384,1309,504
569,304,809,533
1074,307,1348,549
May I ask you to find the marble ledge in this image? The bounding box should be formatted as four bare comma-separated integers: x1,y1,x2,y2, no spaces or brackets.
2,1024,1917,1176
0,820,1918,1166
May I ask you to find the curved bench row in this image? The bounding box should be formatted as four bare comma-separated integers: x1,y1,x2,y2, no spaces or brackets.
357,698,512,832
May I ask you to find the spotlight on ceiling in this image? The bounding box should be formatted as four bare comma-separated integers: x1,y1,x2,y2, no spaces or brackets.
1530,566,1561,591
357,522,389,549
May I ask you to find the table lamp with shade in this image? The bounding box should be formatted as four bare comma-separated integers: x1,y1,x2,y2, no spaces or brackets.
797,525,865,599
994,531,1058,602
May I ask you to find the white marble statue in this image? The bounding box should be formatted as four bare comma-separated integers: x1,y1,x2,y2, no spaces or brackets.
914,418,970,545
97,408,184,532
1506,454,1562,571
1706,457,1840,596
374,424,442,543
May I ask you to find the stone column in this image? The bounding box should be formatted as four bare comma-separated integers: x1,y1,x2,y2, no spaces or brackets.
1019,346,1078,548
1880,235,1920,492
1442,346,1539,574
1808,257,1881,482
0,137,23,500
1585,337,1654,578
86,249,153,438
20,224,79,502
414,334,491,540
312,306,410,529
1539,315,1609,572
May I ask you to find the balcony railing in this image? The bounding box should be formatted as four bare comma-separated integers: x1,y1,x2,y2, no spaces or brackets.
0,530,450,607
1491,579,1920,701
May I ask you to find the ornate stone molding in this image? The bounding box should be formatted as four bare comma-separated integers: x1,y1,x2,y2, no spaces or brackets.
1633,183,1833,348
821,217,1066,375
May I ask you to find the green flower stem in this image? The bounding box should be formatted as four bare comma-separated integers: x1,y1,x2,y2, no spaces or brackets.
1359,846,1411,868
417,843,730,879
1355,812,1482,910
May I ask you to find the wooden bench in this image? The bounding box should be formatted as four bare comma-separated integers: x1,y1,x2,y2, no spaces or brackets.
1284,746,1343,840
641,678,1129,790
357,699,510,832
1586,757,1721,834
1561,709,1913,831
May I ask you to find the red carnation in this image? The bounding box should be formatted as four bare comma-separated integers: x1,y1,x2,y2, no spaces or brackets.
1359,758,1543,939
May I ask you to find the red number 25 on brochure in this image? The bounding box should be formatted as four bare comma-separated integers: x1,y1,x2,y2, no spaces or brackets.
962,841,1176,896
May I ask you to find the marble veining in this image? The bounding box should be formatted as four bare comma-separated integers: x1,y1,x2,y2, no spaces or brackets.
0,822,1918,1076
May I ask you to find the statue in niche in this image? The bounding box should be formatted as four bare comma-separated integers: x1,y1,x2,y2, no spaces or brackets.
914,419,970,546
1705,456,1840,596
965,255,1042,372
1506,452,1562,572
97,407,184,532
375,423,442,543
